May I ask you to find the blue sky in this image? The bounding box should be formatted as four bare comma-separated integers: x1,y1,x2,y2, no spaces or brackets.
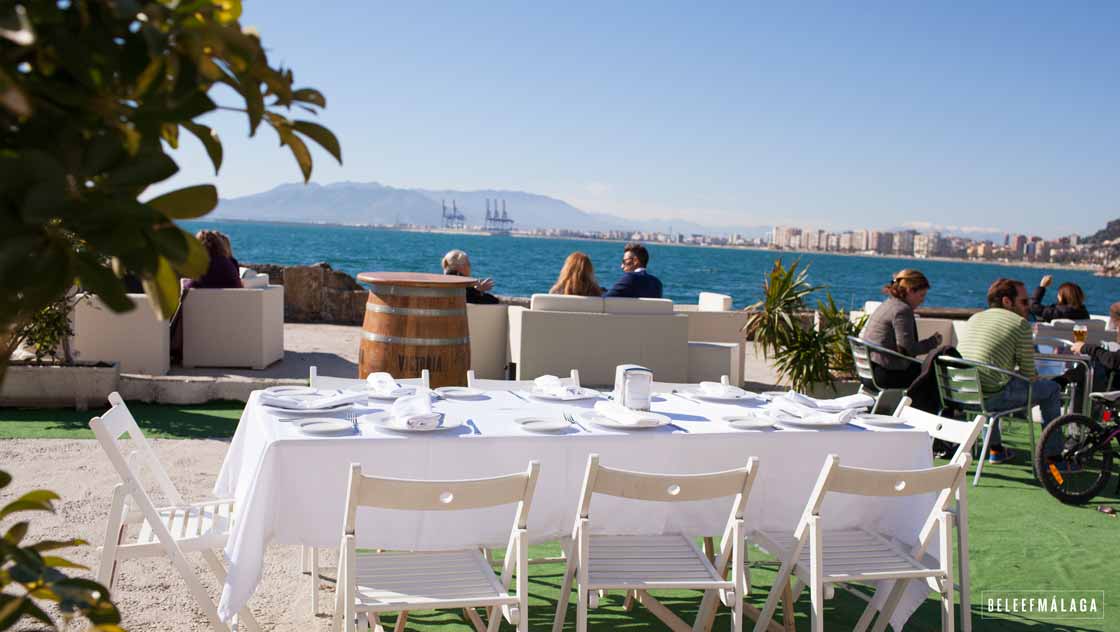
157,2,1120,237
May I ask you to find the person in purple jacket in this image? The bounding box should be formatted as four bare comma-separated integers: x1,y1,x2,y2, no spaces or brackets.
188,230,243,289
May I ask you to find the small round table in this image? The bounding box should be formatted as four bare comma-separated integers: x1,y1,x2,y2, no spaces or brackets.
356,272,477,388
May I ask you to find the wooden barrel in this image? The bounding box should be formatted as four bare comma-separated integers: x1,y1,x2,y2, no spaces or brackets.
356,272,476,388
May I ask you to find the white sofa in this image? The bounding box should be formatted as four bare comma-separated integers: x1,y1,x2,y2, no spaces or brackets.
508,294,688,385
467,303,510,380
674,306,751,383
71,294,170,375
182,285,284,369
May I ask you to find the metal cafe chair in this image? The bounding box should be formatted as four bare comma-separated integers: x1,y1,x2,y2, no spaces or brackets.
935,356,1037,486
848,336,922,414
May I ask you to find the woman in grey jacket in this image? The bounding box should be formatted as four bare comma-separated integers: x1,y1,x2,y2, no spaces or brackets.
859,269,942,388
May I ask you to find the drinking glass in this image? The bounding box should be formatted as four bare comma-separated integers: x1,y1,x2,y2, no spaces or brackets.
1073,325,1087,343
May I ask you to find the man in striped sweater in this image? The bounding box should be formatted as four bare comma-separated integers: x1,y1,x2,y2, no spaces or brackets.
957,278,1063,464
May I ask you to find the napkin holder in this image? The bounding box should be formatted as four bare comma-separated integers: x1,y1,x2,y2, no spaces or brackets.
613,364,653,411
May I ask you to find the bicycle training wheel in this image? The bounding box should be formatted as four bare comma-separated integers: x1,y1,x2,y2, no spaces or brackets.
1035,414,1113,505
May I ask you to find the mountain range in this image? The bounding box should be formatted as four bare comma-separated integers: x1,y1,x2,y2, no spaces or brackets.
212,181,769,237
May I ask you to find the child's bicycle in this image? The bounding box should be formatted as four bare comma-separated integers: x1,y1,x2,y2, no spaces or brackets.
1035,391,1120,504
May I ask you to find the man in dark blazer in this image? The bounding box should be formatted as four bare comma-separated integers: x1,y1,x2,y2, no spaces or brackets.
605,242,663,298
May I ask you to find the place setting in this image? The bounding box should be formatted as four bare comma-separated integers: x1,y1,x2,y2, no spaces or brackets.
762,391,876,430
259,386,369,417
673,380,767,405
523,374,602,403
358,392,466,435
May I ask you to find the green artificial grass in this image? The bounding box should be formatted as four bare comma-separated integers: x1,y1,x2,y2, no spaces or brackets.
1,408,1116,629
0,401,243,439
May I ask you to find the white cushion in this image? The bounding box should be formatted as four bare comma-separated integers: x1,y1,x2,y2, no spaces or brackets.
242,274,268,289
603,297,674,315
529,294,604,313
698,292,732,312
1050,319,1075,329
863,300,883,315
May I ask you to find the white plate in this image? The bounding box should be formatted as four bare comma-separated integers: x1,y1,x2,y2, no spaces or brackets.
435,386,485,398
529,387,601,402
686,389,763,403
514,416,571,432
773,413,851,428
263,401,355,416
366,387,419,400
264,385,320,397
576,409,669,429
297,419,356,436
361,412,461,433
724,413,777,429
855,414,909,427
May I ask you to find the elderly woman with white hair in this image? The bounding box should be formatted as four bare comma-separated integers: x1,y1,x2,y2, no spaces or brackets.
442,249,499,304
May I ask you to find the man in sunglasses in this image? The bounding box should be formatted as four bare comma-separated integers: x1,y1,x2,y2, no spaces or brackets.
604,242,663,299
957,278,1063,464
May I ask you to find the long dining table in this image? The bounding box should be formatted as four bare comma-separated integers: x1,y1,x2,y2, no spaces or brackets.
214,389,941,628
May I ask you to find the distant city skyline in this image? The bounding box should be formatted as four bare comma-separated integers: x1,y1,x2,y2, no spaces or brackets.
152,3,1120,237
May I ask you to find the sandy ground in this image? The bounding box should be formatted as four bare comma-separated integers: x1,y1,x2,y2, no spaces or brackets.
2,439,337,631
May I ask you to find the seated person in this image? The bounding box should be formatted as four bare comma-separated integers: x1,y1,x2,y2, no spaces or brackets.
441,249,499,304
550,252,603,297
859,269,941,388
1030,276,1089,322
604,242,662,299
189,230,242,289
958,278,1063,464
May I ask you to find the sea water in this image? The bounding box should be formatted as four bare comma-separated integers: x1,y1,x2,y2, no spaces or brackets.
183,220,1120,314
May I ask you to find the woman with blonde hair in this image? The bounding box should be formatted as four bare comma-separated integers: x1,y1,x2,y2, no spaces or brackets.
858,269,942,388
188,230,242,289
1030,275,1089,322
550,252,603,297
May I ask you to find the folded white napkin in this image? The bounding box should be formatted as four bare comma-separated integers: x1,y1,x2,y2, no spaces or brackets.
698,381,754,398
388,394,441,429
259,390,367,410
768,397,818,418
533,375,581,398
800,408,859,425
366,372,416,398
783,391,874,412
594,401,663,427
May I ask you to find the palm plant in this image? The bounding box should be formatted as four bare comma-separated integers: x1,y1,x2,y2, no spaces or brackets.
742,258,820,357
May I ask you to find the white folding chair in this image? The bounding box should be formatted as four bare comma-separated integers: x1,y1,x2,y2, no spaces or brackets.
650,375,730,393
90,392,260,632
840,399,984,632
333,462,540,632
466,369,581,391
304,365,432,614
553,454,760,632
750,453,970,632
309,365,431,391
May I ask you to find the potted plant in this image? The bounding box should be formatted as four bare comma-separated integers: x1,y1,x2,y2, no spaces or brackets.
0,292,119,410
742,258,866,395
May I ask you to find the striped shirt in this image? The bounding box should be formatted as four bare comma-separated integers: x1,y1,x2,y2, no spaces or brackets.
957,308,1037,393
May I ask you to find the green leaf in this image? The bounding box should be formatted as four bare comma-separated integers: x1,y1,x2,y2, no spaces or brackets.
182,121,223,173
242,74,265,134
170,232,210,279
142,256,181,320
4,521,28,545
107,151,179,188
161,123,180,149
0,66,32,117
292,87,326,107
30,538,86,553
81,133,127,177
42,556,88,570
149,225,189,263
292,120,342,164
0,490,60,520
0,470,11,489
146,185,217,219
278,128,312,182
75,255,135,313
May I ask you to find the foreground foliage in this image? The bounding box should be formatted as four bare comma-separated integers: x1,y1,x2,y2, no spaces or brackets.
0,0,341,383
0,470,122,630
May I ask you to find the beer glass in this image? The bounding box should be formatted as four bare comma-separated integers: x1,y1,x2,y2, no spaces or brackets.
1073,324,1087,343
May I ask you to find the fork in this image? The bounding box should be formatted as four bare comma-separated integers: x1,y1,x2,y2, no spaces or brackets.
347,410,359,434
563,412,588,432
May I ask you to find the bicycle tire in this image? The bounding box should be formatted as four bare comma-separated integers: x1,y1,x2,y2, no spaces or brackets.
1035,414,1113,505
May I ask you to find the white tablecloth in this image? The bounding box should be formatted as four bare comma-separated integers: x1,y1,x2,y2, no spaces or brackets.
214,391,939,626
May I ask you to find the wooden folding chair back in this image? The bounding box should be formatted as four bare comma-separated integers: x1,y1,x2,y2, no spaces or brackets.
893,400,985,461
89,393,255,632
335,462,540,632
309,366,430,390
555,454,760,632
467,369,580,391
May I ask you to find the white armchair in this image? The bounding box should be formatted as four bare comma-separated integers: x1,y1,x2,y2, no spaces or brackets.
71,294,169,375
181,285,284,369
